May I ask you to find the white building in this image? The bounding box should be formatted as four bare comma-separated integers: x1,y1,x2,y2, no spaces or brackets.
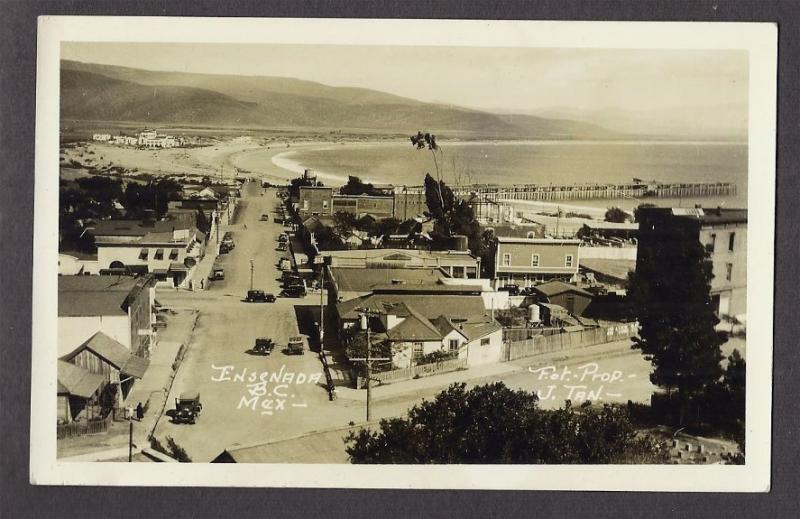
92,133,112,142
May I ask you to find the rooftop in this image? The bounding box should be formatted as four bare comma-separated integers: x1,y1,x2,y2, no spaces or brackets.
330,267,448,294
91,216,195,239
580,258,636,282
533,280,593,298
337,293,488,322
58,275,150,317
640,207,748,226
57,360,105,398
582,221,639,231
496,237,581,244
61,332,149,378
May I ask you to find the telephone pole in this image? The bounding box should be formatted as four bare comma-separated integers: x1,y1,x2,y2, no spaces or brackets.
351,308,390,422
249,259,254,291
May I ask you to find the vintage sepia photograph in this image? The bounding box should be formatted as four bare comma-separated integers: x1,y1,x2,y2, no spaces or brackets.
31,17,776,490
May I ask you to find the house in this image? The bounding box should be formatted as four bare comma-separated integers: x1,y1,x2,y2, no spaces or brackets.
89,217,205,287
138,128,180,148
92,133,111,141
58,275,157,359
340,294,502,369
57,360,106,424
530,280,593,316
636,207,747,318
494,237,581,287
60,331,150,407
322,248,480,279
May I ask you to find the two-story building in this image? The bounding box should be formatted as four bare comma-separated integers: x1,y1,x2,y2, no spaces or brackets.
636,206,747,318
90,218,205,288
58,274,157,359
322,248,480,279
494,237,581,287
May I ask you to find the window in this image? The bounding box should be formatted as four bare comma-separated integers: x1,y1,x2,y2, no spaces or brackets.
154,249,164,260
725,262,733,281
531,254,540,267
502,253,511,266
169,249,179,260
565,254,574,268
729,232,735,251
138,249,148,260
480,338,490,346
706,233,716,254
322,200,329,209
448,339,459,352
412,342,424,358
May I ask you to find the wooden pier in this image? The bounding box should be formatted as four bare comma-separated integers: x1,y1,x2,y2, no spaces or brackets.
401,180,737,202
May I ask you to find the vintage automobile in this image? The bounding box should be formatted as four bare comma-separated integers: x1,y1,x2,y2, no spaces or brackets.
208,266,225,281
260,213,270,221
253,337,275,355
280,285,306,298
173,392,202,424
246,290,276,303
287,335,306,355
277,234,288,243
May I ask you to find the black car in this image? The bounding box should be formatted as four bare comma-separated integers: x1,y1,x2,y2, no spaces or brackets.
246,290,276,303
280,286,306,298
499,284,520,296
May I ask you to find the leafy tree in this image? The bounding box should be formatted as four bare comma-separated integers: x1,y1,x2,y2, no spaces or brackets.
124,179,181,218
345,382,667,464
627,211,726,425
150,436,192,462
313,225,346,252
604,206,630,223
339,175,383,197
288,174,323,200
333,211,359,237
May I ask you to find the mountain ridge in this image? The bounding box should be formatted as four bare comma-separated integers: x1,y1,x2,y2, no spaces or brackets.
60,60,618,139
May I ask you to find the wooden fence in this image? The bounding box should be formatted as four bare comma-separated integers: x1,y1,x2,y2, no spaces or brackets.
366,357,468,386
503,322,638,362
57,413,114,440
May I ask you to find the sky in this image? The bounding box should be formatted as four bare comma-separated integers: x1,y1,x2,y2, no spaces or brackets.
62,42,748,131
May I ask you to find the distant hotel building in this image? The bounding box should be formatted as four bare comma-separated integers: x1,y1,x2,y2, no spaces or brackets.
635,207,747,318
137,128,181,148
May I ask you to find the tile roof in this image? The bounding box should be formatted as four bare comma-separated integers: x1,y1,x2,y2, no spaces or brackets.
61,332,149,378
57,360,105,398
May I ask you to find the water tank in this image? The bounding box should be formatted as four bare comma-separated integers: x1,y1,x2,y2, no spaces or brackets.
529,304,541,324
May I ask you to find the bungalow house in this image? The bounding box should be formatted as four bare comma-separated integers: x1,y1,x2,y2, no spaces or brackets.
60,331,150,408
335,285,503,368
58,275,156,359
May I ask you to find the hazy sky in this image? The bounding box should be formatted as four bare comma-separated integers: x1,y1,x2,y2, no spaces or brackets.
62,42,748,116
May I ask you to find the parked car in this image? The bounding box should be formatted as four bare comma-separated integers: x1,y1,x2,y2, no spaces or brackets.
280,285,306,298
260,214,269,221
287,335,306,355
520,286,537,297
252,337,275,355
173,392,202,424
208,266,225,281
246,290,276,303
276,242,288,252
277,234,288,243
279,259,292,271
499,284,520,296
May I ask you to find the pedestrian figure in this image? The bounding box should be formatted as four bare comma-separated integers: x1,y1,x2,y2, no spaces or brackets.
125,404,133,420
136,402,144,421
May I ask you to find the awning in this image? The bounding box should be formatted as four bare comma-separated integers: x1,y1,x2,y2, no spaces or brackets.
169,262,188,272
153,268,169,275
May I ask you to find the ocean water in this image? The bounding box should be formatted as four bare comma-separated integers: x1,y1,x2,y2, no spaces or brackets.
242,140,749,208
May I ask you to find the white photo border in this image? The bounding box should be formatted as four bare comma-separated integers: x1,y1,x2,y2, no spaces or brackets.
32,16,776,491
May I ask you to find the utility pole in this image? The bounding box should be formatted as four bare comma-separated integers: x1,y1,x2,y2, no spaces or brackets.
128,417,133,462
250,259,254,291
319,264,325,344
350,308,391,422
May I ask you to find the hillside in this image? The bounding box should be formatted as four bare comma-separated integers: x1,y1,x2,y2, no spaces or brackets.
60,60,617,138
